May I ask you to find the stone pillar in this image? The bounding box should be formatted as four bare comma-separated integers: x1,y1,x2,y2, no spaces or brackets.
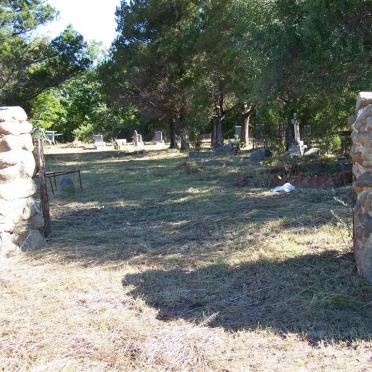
0,106,45,257
352,92,372,282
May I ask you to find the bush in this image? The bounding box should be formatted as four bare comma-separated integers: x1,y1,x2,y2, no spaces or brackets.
73,123,94,143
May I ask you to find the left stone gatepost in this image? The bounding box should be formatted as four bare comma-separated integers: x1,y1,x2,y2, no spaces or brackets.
0,106,45,257
352,93,372,282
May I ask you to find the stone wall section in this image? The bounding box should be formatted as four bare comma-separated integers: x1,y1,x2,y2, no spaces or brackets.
0,106,45,256
352,92,372,282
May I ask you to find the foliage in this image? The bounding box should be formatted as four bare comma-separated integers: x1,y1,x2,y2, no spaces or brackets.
102,0,204,142
31,89,66,129
254,0,371,132
4,0,370,148
30,69,141,142
72,122,94,142
0,1,93,109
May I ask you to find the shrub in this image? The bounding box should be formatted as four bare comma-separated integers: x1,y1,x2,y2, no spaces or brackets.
73,123,95,143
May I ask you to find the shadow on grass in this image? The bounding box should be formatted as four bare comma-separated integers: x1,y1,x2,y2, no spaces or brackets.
37,150,367,343
123,251,372,343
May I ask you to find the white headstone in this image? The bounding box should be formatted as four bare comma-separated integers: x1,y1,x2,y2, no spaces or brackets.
154,131,164,143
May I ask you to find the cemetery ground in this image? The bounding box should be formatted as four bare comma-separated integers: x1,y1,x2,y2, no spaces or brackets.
1,148,371,371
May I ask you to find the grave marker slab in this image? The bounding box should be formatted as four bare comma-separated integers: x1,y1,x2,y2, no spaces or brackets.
154,131,164,143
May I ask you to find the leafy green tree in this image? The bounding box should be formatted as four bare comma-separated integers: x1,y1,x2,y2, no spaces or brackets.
254,0,372,138
103,0,203,149
31,69,140,142
180,0,270,147
0,0,55,101
0,1,93,110
30,89,66,129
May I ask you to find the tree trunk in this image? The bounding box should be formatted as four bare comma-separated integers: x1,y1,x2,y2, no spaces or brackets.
211,119,215,148
213,116,223,148
180,127,190,152
169,120,177,149
240,103,257,147
213,94,224,149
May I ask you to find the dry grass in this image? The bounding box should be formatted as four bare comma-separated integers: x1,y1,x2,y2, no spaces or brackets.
0,148,371,371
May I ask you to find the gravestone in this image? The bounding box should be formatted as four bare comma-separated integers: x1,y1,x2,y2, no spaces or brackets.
202,133,212,141
93,134,105,149
287,113,307,157
352,92,372,282
133,130,144,146
250,147,272,162
154,131,164,143
116,139,127,146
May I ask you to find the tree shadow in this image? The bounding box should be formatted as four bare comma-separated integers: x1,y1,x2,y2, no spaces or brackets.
33,151,368,344
123,251,372,343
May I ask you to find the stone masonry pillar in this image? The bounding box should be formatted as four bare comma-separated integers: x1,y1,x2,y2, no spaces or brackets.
0,106,45,257
352,92,372,282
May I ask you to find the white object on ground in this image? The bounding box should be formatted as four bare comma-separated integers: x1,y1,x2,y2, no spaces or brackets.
271,182,295,193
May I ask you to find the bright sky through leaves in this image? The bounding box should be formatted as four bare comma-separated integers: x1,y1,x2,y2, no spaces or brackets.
40,0,119,48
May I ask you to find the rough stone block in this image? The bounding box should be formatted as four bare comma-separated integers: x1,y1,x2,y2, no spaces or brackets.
0,232,20,257
353,172,372,194
0,150,35,176
353,105,372,131
0,133,33,152
0,178,36,201
19,229,45,251
0,106,27,122
352,131,372,145
0,197,37,220
353,162,367,178
0,121,33,135
0,163,22,181
0,150,19,168
356,92,372,112
0,198,41,233
29,213,44,229
348,115,357,126
0,160,34,181
354,190,372,281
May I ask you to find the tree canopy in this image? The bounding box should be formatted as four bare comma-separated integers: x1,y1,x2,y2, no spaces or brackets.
2,0,370,149
0,0,93,109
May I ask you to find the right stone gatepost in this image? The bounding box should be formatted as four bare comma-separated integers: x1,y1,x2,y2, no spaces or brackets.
352,92,372,282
